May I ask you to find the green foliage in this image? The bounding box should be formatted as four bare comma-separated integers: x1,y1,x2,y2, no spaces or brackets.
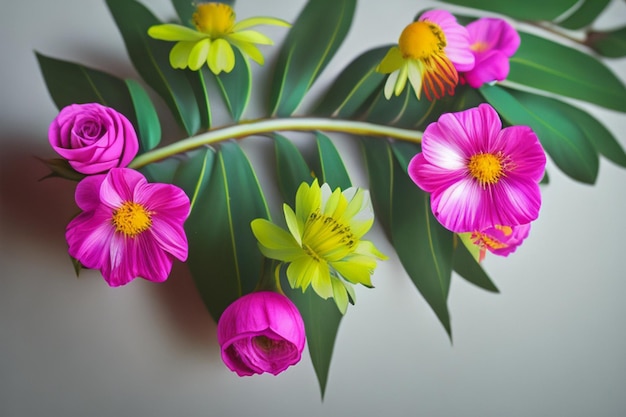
557,0,611,30
436,0,578,20
587,27,626,58
269,0,356,116
508,32,626,112
106,0,202,136
37,0,626,399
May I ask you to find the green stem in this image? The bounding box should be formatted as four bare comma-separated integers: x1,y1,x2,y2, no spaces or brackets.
128,117,422,169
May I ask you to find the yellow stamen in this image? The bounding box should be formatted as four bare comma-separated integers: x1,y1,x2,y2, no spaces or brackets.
472,231,508,250
302,210,356,261
398,21,446,60
193,3,236,38
112,201,152,237
471,41,490,52
468,152,504,186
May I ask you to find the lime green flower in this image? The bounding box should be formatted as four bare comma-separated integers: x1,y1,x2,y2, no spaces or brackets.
251,180,387,314
147,2,290,74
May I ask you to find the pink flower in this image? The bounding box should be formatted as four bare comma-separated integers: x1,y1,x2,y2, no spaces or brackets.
471,223,531,261
463,18,520,88
408,104,546,233
49,103,139,174
218,291,306,376
66,168,190,286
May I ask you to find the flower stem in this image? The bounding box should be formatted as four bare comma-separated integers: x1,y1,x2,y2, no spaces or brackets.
128,117,422,169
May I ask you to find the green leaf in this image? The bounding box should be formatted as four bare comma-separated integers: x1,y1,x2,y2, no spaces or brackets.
184,69,212,131
391,142,454,338
273,134,312,206
453,236,499,293
214,48,251,121
36,52,136,123
436,0,578,20
587,26,626,58
281,268,342,399
551,99,626,168
106,0,201,136
481,85,599,184
175,143,270,320
558,0,611,30
140,157,181,184
314,132,351,189
313,46,388,118
269,0,356,116
37,158,86,182
171,0,236,27
361,137,394,241
125,79,161,152
508,31,626,112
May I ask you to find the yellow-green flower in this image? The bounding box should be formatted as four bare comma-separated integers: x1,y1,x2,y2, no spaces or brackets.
251,180,387,314
147,2,290,74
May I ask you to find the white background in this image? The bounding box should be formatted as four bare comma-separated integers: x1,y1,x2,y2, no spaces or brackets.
1,0,625,416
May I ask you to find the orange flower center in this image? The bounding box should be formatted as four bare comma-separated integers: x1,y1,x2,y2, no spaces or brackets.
112,201,152,237
398,21,446,60
193,3,236,37
468,152,504,186
471,41,490,52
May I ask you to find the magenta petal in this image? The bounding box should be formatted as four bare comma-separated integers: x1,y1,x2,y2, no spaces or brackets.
217,292,305,376
74,174,106,211
66,210,115,270
99,168,145,208
149,217,188,261
464,50,510,88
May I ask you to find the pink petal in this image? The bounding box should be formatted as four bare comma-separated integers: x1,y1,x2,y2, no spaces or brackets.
463,50,510,88
74,174,106,211
99,168,146,208
149,217,189,261
66,210,115,270
496,126,546,182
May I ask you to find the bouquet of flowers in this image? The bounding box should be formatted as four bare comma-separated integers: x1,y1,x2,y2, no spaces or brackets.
36,0,626,397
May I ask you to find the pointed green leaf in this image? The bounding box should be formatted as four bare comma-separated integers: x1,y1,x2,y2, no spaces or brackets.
36,52,136,123
391,142,454,338
508,31,626,112
453,236,499,293
361,137,393,241
184,68,212,130
140,157,181,184
37,158,85,182
175,142,270,320
281,268,342,399
558,0,611,30
587,26,626,58
314,132,351,189
106,0,201,136
171,0,236,27
554,101,626,168
214,48,251,121
436,0,578,20
125,79,161,152
269,0,356,116
480,85,599,184
313,46,388,118
273,134,312,206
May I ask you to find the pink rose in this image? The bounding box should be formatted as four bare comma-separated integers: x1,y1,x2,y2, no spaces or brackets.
217,291,306,376
48,103,139,174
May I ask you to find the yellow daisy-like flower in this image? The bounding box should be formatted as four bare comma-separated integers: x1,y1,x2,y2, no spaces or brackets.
376,10,474,101
251,180,387,314
147,2,290,74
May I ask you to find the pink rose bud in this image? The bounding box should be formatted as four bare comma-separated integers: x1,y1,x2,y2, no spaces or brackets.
217,291,306,376
48,103,139,175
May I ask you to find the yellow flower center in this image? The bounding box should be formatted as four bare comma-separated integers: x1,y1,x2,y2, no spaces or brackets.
398,21,447,60
471,41,490,52
192,3,236,38
112,201,152,237
472,230,509,250
468,152,504,186
302,210,355,262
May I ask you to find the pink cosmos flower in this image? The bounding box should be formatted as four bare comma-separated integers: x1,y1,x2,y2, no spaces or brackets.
66,168,190,287
218,291,306,376
463,18,520,88
408,103,546,233
49,103,139,175
471,223,531,261
376,9,475,100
